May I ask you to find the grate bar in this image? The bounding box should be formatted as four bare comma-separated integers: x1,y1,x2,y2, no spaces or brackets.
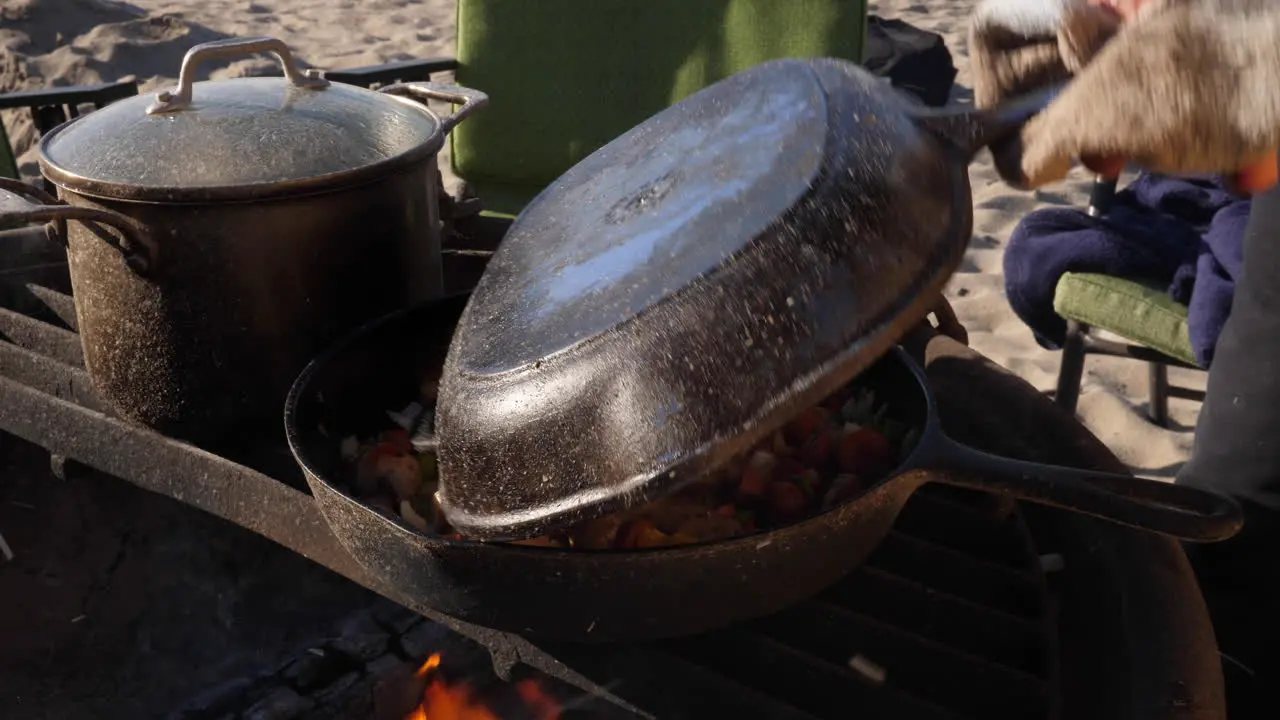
824,565,1045,671
890,492,1033,568
0,306,84,367
24,282,77,330
0,276,78,331
0,334,103,411
868,532,1043,617
662,631,954,720
756,600,1050,720
540,644,825,720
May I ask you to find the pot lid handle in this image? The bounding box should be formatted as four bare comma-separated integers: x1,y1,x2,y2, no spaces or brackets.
147,36,329,115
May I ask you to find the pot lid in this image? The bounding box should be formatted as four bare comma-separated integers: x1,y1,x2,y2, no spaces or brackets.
434,57,973,539
39,38,442,200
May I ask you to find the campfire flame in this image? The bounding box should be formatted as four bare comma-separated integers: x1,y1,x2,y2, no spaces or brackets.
404,653,561,720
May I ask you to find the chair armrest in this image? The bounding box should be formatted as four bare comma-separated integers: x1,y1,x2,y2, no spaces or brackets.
0,79,140,186
0,80,139,113
324,58,459,89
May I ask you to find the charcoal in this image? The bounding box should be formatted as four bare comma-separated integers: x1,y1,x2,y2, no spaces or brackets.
329,612,389,662
366,653,409,679
242,687,314,720
400,620,449,660
281,650,348,692
370,597,424,634
312,672,361,708
171,676,260,719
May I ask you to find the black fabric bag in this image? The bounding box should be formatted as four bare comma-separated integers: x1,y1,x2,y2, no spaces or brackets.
863,15,958,108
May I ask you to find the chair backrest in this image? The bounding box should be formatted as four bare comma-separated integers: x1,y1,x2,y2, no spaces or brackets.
452,0,869,214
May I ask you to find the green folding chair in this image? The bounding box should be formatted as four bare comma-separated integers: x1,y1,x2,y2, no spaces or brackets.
328,0,869,271
1052,178,1208,427
448,0,871,219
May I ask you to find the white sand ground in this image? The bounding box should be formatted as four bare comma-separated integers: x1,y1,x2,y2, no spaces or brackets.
0,0,1204,479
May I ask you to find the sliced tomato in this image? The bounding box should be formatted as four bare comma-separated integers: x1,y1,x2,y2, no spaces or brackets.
765,481,810,524
738,463,771,499
774,457,808,481
379,428,413,454
837,428,895,478
784,407,830,445
799,430,835,469
615,518,666,549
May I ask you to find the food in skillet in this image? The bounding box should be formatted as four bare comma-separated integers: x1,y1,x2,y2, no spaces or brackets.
341,377,919,549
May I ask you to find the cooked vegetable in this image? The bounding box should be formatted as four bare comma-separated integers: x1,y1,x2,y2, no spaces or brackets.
837,427,894,478
738,463,770,500
765,481,809,524
400,499,431,532
800,431,835,469
340,379,913,548
784,406,830,445
823,474,866,510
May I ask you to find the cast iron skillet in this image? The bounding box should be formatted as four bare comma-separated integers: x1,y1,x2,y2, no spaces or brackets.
284,295,1242,643
433,58,1060,540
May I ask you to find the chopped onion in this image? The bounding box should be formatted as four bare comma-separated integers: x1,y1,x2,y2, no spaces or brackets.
399,499,431,532
848,654,887,685
748,450,777,470
1039,553,1066,573
386,402,424,430
339,436,360,462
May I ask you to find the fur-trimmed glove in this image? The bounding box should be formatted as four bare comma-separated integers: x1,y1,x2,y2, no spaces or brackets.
1009,0,1280,191
968,0,1122,109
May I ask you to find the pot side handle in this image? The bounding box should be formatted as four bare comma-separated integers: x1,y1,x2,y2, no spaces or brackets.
379,83,490,135
148,37,329,115
919,434,1244,542
0,178,154,274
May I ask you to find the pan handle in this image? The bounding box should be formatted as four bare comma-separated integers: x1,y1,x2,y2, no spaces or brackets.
914,83,1063,163
0,178,154,274
919,434,1243,542
379,83,490,135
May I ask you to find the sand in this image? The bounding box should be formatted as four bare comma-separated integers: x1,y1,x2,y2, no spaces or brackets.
0,0,1205,480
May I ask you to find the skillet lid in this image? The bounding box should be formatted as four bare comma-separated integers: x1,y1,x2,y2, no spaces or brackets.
435,57,970,539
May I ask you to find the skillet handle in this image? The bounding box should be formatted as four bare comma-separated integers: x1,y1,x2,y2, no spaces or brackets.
922,437,1243,542
914,83,1063,163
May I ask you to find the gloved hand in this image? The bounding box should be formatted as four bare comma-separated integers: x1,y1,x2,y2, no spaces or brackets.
1003,0,1280,193
968,0,1122,109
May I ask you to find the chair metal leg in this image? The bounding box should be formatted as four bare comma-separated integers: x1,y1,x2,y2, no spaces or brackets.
1147,361,1170,427
1056,320,1088,413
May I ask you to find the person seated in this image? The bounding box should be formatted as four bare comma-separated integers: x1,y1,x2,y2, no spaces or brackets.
970,0,1280,715
1004,171,1247,369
